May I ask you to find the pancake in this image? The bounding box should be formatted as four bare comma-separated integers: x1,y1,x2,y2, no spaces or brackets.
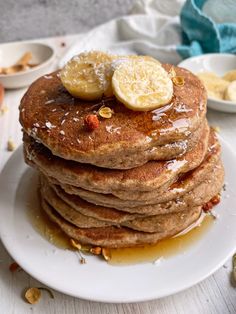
19,64,207,169
42,181,206,234
46,160,224,217
23,121,209,196
57,129,221,206
41,197,202,248
40,174,140,224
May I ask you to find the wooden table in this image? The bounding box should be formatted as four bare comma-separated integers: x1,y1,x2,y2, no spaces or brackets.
0,35,235,314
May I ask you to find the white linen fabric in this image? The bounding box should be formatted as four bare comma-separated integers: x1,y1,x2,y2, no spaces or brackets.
59,0,185,67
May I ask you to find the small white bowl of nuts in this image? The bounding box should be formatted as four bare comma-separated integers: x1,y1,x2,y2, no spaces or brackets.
0,42,55,89
178,53,236,113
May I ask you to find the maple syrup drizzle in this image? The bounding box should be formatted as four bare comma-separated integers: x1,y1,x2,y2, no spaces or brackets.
28,190,214,265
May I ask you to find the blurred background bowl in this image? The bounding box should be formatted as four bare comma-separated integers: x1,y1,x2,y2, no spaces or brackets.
178,53,236,113
0,42,55,89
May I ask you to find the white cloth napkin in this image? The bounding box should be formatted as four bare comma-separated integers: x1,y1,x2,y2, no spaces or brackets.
59,0,185,67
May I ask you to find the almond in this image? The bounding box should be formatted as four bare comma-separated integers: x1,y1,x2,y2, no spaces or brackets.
0,83,4,109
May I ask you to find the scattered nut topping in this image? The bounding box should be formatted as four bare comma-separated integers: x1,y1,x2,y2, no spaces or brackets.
70,238,82,250
98,106,114,119
212,126,220,133
24,287,41,304
24,287,54,304
168,67,176,79
9,262,21,272
233,253,236,282
70,239,87,264
202,194,221,212
0,83,5,109
84,114,99,131
172,76,185,86
0,105,8,116
80,257,86,264
102,248,111,261
7,138,16,151
90,247,102,255
0,52,39,75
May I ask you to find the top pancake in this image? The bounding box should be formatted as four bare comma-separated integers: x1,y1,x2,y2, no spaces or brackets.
19,64,207,169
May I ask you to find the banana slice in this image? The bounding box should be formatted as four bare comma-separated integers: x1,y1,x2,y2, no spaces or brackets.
60,51,114,100
112,59,173,111
197,72,229,100
223,69,236,82
224,80,236,102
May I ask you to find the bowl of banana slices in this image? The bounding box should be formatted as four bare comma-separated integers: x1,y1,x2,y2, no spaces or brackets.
178,53,236,113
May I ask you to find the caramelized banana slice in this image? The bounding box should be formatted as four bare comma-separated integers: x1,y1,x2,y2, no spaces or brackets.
60,51,114,100
112,59,173,111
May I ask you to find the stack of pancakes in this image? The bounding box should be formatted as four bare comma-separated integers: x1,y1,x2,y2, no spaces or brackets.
19,64,224,249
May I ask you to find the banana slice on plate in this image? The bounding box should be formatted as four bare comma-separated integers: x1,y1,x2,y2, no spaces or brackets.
60,51,114,100
197,72,229,100
112,59,173,111
224,80,236,102
223,70,236,82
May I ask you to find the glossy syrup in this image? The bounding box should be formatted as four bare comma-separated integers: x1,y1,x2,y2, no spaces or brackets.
110,215,213,265
28,192,213,265
28,189,72,250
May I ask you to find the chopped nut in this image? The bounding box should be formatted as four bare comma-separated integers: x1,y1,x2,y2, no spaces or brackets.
9,262,21,272
80,257,86,264
70,238,81,250
90,247,102,255
0,105,8,116
24,287,41,304
0,52,36,75
0,83,4,109
172,76,185,86
7,138,16,151
212,126,220,133
98,106,114,119
102,248,111,261
168,67,176,79
84,114,99,131
202,194,221,212
24,287,54,304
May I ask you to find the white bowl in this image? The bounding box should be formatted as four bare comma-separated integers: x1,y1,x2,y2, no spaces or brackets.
178,53,236,113
0,42,55,89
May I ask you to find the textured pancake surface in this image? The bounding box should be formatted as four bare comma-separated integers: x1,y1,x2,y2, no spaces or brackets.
51,129,221,206
45,160,224,217
19,64,207,169
23,121,209,196
41,196,202,248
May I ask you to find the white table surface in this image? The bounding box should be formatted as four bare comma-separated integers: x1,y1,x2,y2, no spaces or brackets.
0,34,236,314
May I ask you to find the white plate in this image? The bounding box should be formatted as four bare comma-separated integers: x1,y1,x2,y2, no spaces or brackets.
178,53,236,113
0,143,236,303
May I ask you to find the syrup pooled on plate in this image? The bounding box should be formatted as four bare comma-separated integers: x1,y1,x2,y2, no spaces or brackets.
109,215,213,265
28,190,71,250
28,190,214,265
